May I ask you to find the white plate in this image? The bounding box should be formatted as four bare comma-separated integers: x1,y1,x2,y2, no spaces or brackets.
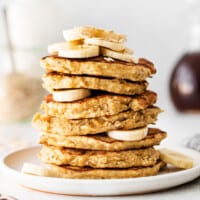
1,146,200,196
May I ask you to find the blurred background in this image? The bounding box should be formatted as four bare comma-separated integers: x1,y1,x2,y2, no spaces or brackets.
0,0,200,152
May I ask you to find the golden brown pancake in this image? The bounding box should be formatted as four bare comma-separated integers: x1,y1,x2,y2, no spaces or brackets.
32,107,161,136
39,146,159,168
41,91,157,119
39,128,166,151
40,56,156,82
42,72,148,95
45,160,165,179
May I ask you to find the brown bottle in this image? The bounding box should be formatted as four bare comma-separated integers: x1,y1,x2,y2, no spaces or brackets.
170,0,200,113
170,12,200,113
170,52,200,112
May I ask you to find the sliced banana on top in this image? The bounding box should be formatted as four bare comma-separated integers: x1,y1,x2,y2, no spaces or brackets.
48,42,66,54
158,148,193,169
48,40,84,55
63,26,126,43
107,127,148,141
123,47,134,55
53,89,91,102
49,27,138,61
84,38,125,52
58,44,100,58
101,47,137,63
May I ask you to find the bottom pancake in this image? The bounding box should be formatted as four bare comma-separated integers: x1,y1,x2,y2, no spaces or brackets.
39,146,160,168
45,160,165,179
39,128,167,151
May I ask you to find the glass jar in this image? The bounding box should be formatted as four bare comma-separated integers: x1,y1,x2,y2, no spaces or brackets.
0,73,43,121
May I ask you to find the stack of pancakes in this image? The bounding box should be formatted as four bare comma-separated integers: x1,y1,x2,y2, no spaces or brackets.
32,26,167,179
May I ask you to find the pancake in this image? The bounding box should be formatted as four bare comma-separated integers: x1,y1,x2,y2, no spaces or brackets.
41,91,157,119
33,107,161,136
42,72,148,95
44,160,165,179
39,128,167,151
39,146,159,168
40,56,156,82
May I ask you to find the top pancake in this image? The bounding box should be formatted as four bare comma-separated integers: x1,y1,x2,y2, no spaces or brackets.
40,56,156,82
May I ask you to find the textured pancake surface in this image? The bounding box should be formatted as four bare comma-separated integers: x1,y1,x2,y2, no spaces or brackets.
42,72,148,95
41,91,157,119
45,160,164,179
39,128,167,151
33,107,161,136
40,56,156,82
39,146,159,168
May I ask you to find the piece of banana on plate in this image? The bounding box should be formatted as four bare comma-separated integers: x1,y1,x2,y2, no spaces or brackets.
22,163,61,178
158,148,193,169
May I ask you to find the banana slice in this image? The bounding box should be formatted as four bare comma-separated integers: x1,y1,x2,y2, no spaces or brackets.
101,47,137,63
158,148,193,169
48,42,64,54
63,26,126,43
107,127,148,141
124,47,134,54
22,163,62,178
58,44,99,58
48,40,84,54
53,89,91,102
84,38,125,52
